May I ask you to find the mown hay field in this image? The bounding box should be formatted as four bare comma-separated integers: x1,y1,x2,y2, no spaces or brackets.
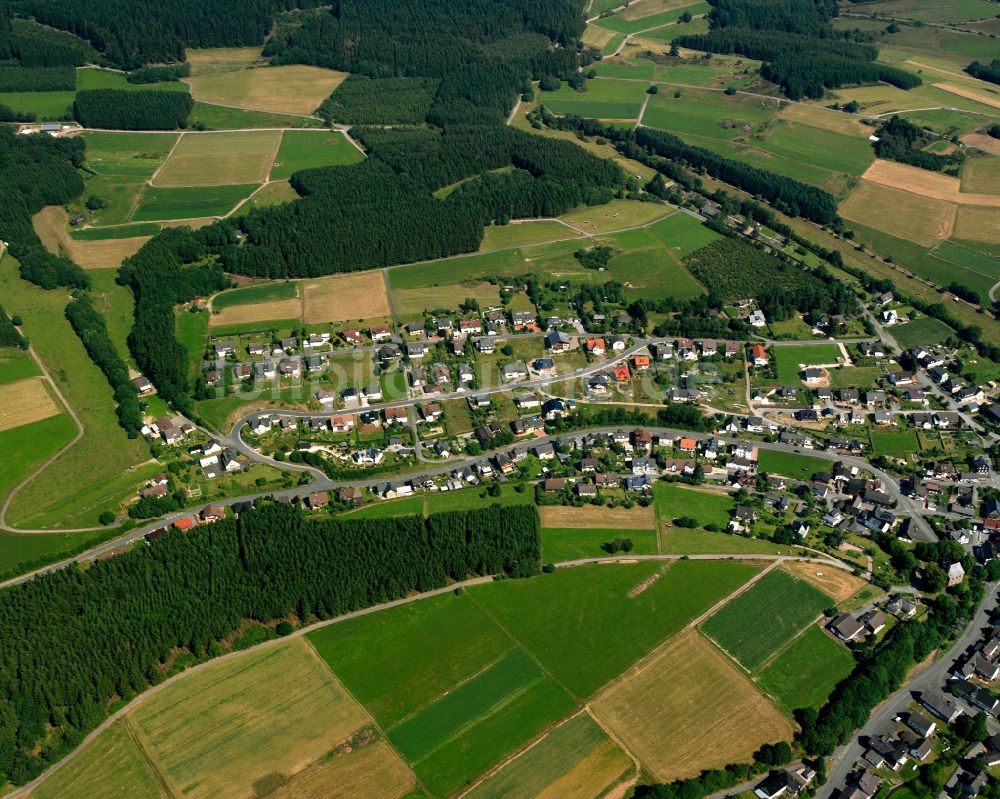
701,568,831,672
210,298,303,329
781,560,867,603
756,625,855,711
592,631,795,781
954,205,1000,245
392,281,501,319
541,527,659,562
862,159,1000,206
302,271,391,324
152,130,281,187
961,156,1000,195
464,712,634,799
131,184,258,222
33,206,150,268
840,180,956,247
0,377,61,432
538,504,656,530
185,64,349,116
128,639,378,799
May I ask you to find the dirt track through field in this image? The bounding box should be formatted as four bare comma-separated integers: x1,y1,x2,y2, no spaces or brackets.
862,160,1000,206
0,378,62,432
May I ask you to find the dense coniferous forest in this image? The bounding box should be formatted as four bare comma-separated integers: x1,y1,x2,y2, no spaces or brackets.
118,227,229,413
317,76,441,125
872,115,964,173
965,59,1000,85
64,296,143,435
0,17,100,66
672,0,921,99
0,502,540,786
72,88,193,129
0,64,75,91
0,127,89,290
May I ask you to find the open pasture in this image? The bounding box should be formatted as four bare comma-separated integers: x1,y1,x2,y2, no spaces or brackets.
185,64,348,116
0,347,39,386
559,199,671,232
929,240,1000,281
840,181,956,247
781,560,867,604
851,0,1000,23
596,0,710,34
539,503,655,529
471,560,760,697
464,712,634,799
772,342,842,382
0,377,61,432
756,450,829,481
933,82,1000,111
862,159,1000,207
212,281,298,311
541,527,659,561
870,428,920,460
645,211,722,256
891,316,956,349
701,567,831,672
954,206,1000,245
302,271,391,324
392,281,502,319
756,625,855,711
270,130,364,180
776,104,870,137
962,157,1000,195
232,180,299,215
643,88,778,141
480,220,582,250
131,184,258,221
659,528,792,555
653,482,734,529
186,47,264,75
128,639,376,799
591,630,794,781
210,298,302,329
540,78,649,120
153,130,281,187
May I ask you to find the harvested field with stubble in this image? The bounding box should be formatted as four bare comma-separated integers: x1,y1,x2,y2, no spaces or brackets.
776,103,869,137
961,157,1000,194
862,159,1000,206
269,740,415,799
33,206,150,268
0,377,61,432
152,130,281,187
840,181,956,247
302,271,392,324
128,639,374,799
538,504,656,529
186,64,349,116
210,297,303,328
591,631,794,782
933,82,1000,111
954,205,1000,244
781,561,867,603
962,133,1000,156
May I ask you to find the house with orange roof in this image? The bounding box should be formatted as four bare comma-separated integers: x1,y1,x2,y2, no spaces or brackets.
173,517,196,531
330,414,355,433
586,338,606,356
751,344,769,367
633,355,651,371
678,437,697,453
613,365,630,382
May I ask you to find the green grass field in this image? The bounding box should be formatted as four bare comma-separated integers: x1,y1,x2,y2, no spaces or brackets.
772,343,842,383
0,413,77,508
541,527,658,561
472,560,759,697
643,88,776,140
653,483,734,528
464,712,632,799
0,527,118,580
480,221,581,250
870,429,920,459
188,101,324,130
891,316,956,349
539,78,649,120
269,131,365,180
595,1,710,34
0,347,40,386
212,281,298,311
645,211,722,257
71,222,162,240
756,625,855,710
131,184,258,221
0,255,152,529
701,568,831,671
756,449,829,481
660,529,792,555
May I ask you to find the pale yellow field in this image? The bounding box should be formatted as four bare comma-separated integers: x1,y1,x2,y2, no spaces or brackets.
32,206,150,269
962,133,1000,156
933,83,1000,111
393,282,502,317
583,24,618,49
776,104,869,137
186,65,349,116
961,157,1000,195
840,180,956,247
781,562,867,604
270,740,415,799
539,504,656,529
535,740,634,799
210,297,303,328
827,84,919,113
591,631,795,781
954,205,1000,245
186,47,265,76
302,271,392,324
619,0,698,20
129,640,373,799
560,199,672,233
152,131,281,187
29,720,168,799
0,377,61,432
862,159,1000,206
